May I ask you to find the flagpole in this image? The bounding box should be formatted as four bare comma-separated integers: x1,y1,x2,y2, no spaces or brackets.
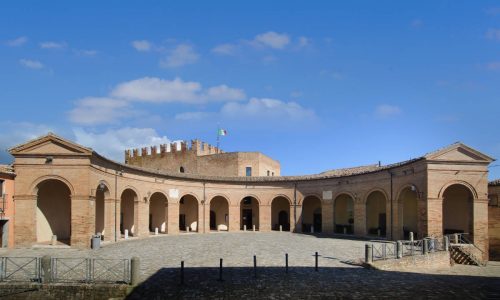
216,124,220,153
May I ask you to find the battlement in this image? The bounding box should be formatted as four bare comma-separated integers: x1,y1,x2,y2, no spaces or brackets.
124,139,223,161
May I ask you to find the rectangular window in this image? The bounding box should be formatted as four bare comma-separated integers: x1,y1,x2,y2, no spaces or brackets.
272,172,274,176
246,167,252,177
267,170,270,176
0,180,3,196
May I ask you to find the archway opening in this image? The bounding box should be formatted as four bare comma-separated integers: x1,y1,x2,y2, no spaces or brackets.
334,194,354,234
179,195,199,232
149,192,168,233
120,189,137,236
240,196,259,230
366,191,387,237
302,196,322,233
210,196,229,231
443,184,473,236
36,179,71,245
399,187,418,239
271,196,290,231
95,183,108,238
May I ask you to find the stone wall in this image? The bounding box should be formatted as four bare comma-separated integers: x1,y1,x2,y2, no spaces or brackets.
488,184,500,260
370,251,450,271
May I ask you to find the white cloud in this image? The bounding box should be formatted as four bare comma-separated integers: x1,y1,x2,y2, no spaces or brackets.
74,49,98,56
297,36,309,48
174,111,213,121
40,41,66,49
374,104,402,118
0,121,54,163
6,36,27,47
486,28,500,41
160,44,199,68
212,43,237,55
221,97,316,120
68,97,133,125
131,40,152,52
253,31,290,49
486,61,500,71
111,77,245,103
19,59,44,69
73,127,170,162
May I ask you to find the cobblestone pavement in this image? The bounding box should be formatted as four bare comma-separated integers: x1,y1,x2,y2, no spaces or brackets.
1,232,500,299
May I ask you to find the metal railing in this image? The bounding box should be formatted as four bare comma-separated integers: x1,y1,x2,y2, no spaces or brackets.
0,257,41,282
445,233,486,266
367,236,449,262
0,257,130,284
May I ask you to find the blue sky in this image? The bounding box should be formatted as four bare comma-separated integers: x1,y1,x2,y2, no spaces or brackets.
1,1,499,179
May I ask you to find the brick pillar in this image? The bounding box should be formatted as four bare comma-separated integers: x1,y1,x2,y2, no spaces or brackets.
289,205,296,233
259,204,271,232
426,197,442,238
134,200,147,237
294,205,302,232
71,195,93,248
474,198,489,260
104,198,117,241
167,202,179,234
201,202,208,233
393,200,403,240
322,201,334,234
354,200,366,236
229,205,240,231
13,195,37,247
164,202,168,233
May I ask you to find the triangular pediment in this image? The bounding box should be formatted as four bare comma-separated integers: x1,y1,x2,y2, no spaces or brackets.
9,133,92,156
425,143,494,163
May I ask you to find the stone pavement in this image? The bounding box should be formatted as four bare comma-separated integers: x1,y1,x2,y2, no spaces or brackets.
1,232,499,299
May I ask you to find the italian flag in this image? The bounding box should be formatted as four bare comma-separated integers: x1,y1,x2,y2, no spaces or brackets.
218,129,227,136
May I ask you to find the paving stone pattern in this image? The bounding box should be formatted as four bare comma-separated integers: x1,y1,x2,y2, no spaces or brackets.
1,232,499,299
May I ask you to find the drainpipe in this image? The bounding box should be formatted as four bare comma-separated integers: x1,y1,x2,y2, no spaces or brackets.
114,170,118,242
203,182,206,233
389,171,394,240
293,182,297,233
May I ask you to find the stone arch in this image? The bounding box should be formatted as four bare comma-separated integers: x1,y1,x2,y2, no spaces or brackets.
442,183,474,235
438,180,478,200
36,179,72,245
299,193,322,206
271,196,291,231
302,195,322,233
240,196,260,230
334,193,354,234
396,185,419,239
120,188,138,236
31,175,75,195
210,196,229,231
208,193,231,205
365,190,388,237
149,192,168,233
362,188,389,204
95,181,110,237
179,194,199,232
119,186,141,202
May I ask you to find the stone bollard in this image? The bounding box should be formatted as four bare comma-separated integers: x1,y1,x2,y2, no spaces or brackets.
51,235,57,246
343,227,347,234
186,226,190,233
244,225,247,231
377,229,381,237
311,226,314,234
423,239,428,254
365,244,373,263
444,236,450,251
409,232,414,242
125,229,129,239
155,227,159,235
397,241,403,259
253,225,256,232
279,225,282,232
453,233,459,244
41,255,52,283
130,257,140,286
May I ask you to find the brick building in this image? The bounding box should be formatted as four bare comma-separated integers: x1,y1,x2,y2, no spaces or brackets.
488,179,500,260
7,133,496,261
0,165,15,248
124,139,280,177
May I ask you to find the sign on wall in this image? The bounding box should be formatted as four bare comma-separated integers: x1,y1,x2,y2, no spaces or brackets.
169,188,179,199
322,190,332,200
